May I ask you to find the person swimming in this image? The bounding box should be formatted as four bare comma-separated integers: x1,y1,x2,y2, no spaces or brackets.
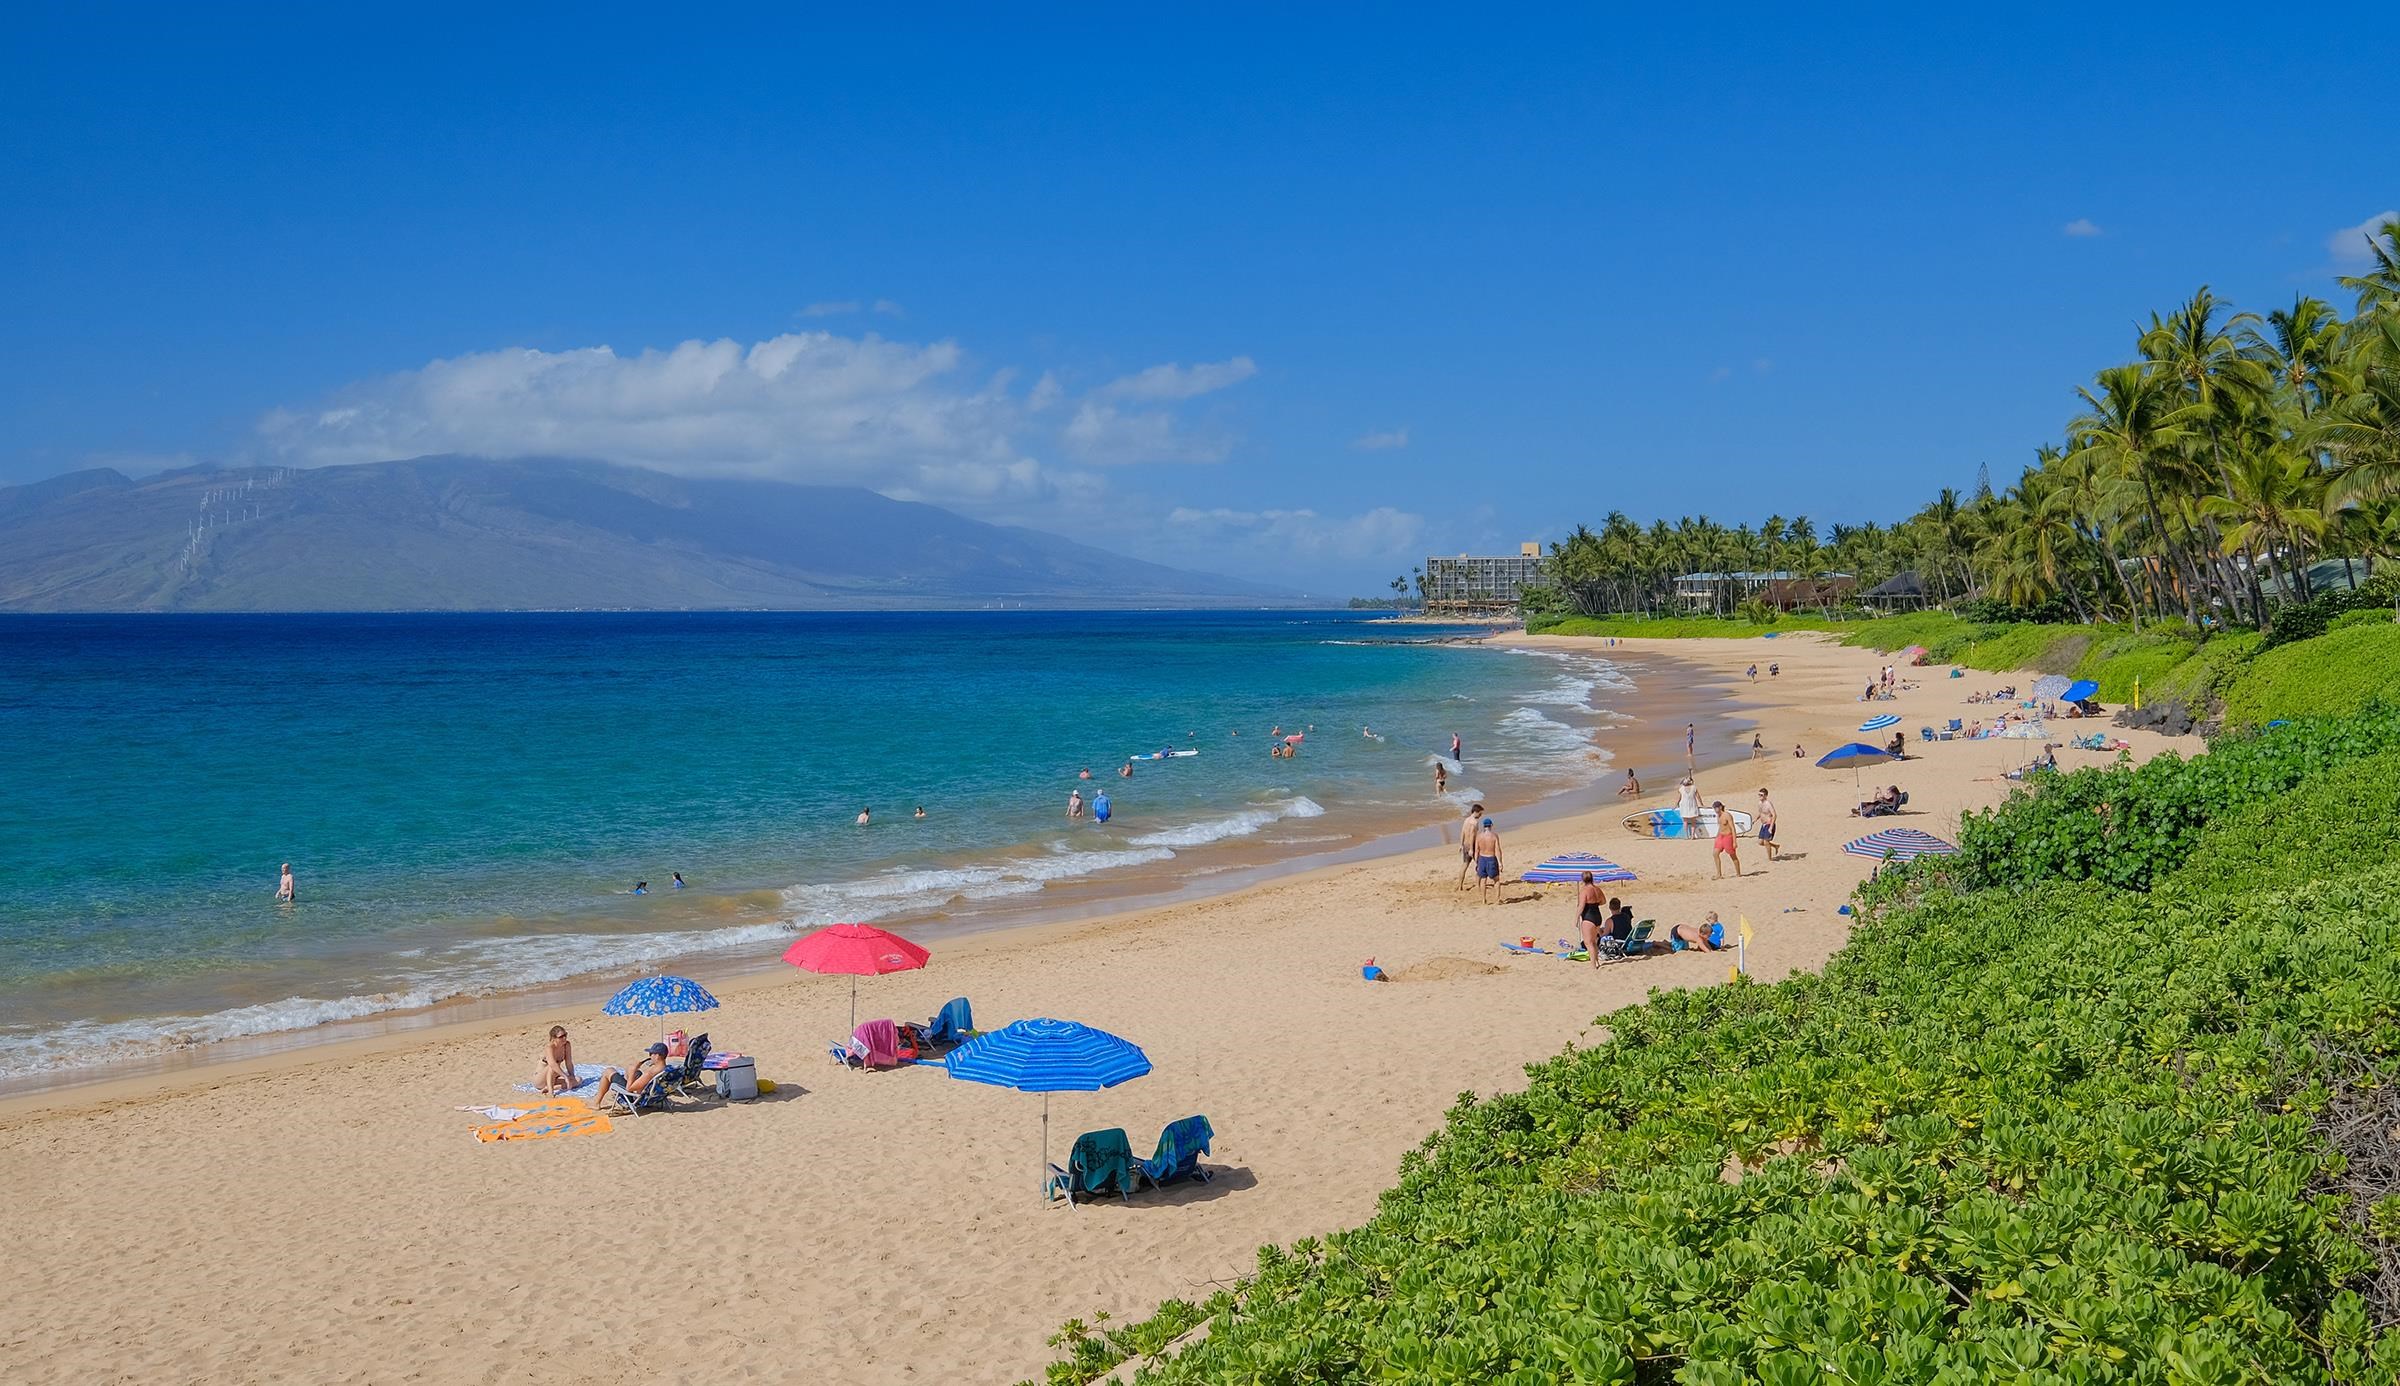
913,806,927,819
856,807,871,826
632,881,648,895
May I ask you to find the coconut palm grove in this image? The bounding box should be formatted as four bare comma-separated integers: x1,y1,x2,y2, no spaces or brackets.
1528,220,2400,631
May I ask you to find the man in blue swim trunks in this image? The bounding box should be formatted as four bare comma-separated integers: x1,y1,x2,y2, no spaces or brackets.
1472,816,1503,904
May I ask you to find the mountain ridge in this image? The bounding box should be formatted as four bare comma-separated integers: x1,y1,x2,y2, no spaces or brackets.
0,456,1303,611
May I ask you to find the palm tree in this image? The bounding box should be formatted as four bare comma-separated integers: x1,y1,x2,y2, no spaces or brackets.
2071,365,2204,625
2202,448,2329,616
2337,216,2400,317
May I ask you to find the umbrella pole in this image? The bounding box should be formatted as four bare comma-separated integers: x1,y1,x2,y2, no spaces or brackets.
850,976,858,1030
1042,1093,1051,1206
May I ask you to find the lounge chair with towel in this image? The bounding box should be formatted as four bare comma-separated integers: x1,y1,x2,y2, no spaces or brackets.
1046,1127,1139,1207
1138,1116,1216,1190
665,1033,712,1098
829,1018,914,1069
919,997,976,1049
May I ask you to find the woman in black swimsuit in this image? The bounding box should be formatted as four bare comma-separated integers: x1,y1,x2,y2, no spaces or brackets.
1575,871,1606,963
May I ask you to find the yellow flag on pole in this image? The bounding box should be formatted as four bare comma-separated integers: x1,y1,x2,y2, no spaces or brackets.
1739,914,1754,946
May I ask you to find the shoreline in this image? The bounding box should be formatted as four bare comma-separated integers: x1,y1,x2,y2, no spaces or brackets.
0,641,1747,1105
2,632,2205,1385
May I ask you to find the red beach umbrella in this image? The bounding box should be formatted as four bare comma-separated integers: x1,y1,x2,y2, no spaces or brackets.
783,923,931,1027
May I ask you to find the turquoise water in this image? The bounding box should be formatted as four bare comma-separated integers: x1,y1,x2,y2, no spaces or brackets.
0,611,1633,1076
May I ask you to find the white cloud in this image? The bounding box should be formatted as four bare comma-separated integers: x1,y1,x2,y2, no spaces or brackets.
1351,427,1409,451
798,300,860,318
253,330,1261,502
2329,211,2398,267
2062,218,2103,238
871,298,906,317
1165,504,1424,560
1062,401,1231,464
1095,356,1257,401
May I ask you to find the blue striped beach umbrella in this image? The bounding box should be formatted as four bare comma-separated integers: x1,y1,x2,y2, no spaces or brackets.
1520,851,1637,884
1842,827,1958,863
946,1018,1151,1202
601,975,721,1017
1859,714,1901,732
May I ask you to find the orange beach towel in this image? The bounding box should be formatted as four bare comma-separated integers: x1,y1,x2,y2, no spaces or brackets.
474,1099,613,1144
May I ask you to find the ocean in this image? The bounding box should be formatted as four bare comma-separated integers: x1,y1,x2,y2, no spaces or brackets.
0,610,1642,1081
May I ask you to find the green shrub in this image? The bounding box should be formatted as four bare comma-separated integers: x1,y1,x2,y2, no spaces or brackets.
1043,715,2400,1385
2329,607,2397,634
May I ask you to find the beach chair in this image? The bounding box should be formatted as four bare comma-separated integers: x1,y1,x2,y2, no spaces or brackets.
1919,726,1937,743
1046,1128,1138,1208
603,1067,673,1116
1946,718,1964,733
919,997,975,1048
666,1033,712,1098
1597,921,1654,963
829,1018,910,1069
1138,1116,1216,1190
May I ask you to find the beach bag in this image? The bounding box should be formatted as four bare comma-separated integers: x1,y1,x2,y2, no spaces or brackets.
714,1056,759,1101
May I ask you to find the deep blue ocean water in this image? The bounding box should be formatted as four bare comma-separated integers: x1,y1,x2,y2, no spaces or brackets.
0,610,1633,1075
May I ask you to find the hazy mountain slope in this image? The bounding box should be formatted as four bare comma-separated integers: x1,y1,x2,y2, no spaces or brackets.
0,457,1297,611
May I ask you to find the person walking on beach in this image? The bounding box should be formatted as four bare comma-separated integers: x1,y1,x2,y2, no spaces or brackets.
1756,788,1780,862
1675,775,1702,828
1711,801,1742,878
1067,788,1084,820
1455,801,1486,889
1747,664,1757,682
276,861,296,903
1751,733,1763,759
1472,817,1503,904
1685,722,1696,768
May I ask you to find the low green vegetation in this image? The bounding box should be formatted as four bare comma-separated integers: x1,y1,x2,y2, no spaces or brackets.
1035,709,2400,1384
2220,623,2400,728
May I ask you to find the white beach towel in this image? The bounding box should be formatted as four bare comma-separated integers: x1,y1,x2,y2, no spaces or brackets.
514,1064,610,1095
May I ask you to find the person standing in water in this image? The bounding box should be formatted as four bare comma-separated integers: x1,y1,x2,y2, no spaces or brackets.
1119,759,1134,779
277,862,296,903
913,806,926,820
1092,790,1111,824
1434,760,1449,794
671,872,685,889
856,807,871,826
1449,731,1463,763
1067,788,1084,820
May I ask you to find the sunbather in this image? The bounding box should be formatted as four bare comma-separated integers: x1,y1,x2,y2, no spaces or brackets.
535,1025,577,1094
596,1043,672,1106
1670,911,1723,951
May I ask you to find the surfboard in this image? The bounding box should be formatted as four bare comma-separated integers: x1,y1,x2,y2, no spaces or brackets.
1622,807,1755,839
1129,749,1200,761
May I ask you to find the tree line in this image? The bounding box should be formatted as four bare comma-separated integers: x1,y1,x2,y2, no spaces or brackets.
1528,220,2400,630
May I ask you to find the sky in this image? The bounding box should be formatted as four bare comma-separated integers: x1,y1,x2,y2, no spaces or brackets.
2,9,2393,594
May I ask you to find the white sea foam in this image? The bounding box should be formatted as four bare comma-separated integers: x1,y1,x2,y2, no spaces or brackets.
1128,796,1325,848
778,844,1180,923
0,918,802,1080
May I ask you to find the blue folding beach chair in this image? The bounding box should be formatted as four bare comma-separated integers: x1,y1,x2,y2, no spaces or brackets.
1597,921,1654,962
1137,1116,1215,1190
920,997,975,1048
665,1033,712,1098
604,1067,673,1116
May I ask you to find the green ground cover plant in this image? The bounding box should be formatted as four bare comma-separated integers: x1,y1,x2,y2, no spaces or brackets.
1036,710,2400,1384
2219,626,2400,729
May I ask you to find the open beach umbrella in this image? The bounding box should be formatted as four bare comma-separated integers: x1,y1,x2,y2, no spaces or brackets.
783,923,930,1027
1859,714,1901,732
1899,644,1929,665
944,1018,1152,1201
1842,827,1958,863
1521,851,1637,884
1999,720,2050,739
602,975,720,1017
1817,741,1893,787
2031,674,2072,701
2062,679,2099,704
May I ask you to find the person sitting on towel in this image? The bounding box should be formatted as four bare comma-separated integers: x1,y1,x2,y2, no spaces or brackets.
535,1025,578,1094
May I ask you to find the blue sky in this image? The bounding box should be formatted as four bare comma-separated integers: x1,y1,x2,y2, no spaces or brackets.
2,9,2390,593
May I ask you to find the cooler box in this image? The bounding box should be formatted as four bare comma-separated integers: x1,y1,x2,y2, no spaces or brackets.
712,1056,758,1101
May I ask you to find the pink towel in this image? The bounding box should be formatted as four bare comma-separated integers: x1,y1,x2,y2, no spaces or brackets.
851,1018,903,1067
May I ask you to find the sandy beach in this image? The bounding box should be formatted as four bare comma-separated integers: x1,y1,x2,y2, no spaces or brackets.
0,633,2197,1385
